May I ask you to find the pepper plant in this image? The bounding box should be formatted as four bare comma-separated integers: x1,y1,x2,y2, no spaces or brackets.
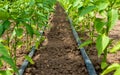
59,0,120,74
0,0,56,75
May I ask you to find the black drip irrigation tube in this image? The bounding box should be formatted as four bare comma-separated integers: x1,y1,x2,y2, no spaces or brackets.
68,17,97,75
58,2,97,74
18,26,45,75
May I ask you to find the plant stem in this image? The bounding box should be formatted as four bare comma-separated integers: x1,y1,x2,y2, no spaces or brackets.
26,32,28,51
14,35,17,65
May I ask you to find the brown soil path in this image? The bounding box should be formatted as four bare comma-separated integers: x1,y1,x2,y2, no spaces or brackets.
24,3,88,75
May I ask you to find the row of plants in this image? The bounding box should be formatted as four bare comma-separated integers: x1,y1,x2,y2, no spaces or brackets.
58,0,120,75
0,0,56,75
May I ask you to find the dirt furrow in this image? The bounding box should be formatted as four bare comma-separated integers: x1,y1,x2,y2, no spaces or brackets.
24,3,88,75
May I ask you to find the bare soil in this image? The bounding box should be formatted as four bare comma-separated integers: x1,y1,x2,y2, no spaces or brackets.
24,3,88,75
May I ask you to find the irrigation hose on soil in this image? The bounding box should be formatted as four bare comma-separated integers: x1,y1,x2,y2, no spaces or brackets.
18,46,35,75
68,18,97,75
18,26,45,75
59,3,97,74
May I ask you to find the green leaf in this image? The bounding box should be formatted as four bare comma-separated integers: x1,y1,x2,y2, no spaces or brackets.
0,10,9,20
0,56,17,72
89,12,95,17
79,40,92,48
0,59,3,67
0,70,13,75
115,0,120,8
15,28,23,38
0,38,3,43
96,2,109,11
79,6,96,16
2,20,11,30
35,41,39,49
34,30,40,37
114,67,120,75
73,0,82,8
25,55,34,64
0,20,11,37
107,9,118,31
94,18,105,33
0,24,3,37
101,63,120,75
96,34,110,57
17,41,23,49
25,24,34,38
101,61,108,69
83,0,90,6
35,36,45,49
29,0,35,6
109,42,120,53
0,43,9,57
